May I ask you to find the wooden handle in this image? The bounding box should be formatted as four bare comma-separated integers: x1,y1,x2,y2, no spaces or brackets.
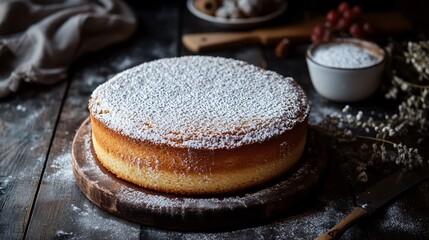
181,20,318,53
182,32,259,53
315,207,369,240
254,18,322,45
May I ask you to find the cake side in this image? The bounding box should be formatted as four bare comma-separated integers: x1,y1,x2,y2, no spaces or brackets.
90,115,308,195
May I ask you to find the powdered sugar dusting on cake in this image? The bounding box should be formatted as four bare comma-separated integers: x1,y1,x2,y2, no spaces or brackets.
89,56,309,149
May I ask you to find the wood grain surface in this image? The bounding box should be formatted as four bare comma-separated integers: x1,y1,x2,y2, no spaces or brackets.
0,82,68,239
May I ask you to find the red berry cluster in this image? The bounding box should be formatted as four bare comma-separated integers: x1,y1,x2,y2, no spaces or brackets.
311,2,376,43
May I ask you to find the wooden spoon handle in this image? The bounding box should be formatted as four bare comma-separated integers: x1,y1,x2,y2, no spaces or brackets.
315,207,369,240
182,32,259,53
181,20,317,53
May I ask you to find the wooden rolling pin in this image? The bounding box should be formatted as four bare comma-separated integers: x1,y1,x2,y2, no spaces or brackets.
182,11,413,53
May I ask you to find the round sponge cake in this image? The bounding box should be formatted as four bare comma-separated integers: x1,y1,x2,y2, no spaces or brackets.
89,56,310,195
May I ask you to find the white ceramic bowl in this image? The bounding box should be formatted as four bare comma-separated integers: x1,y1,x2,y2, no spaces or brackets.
306,38,386,102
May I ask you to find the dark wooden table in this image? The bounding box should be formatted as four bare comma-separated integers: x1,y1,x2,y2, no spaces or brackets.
1,1,428,239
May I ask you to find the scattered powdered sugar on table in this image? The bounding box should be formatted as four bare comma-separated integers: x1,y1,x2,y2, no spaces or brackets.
266,201,348,239
141,200,347,240
60,203,139,239
0,176,13,194
113,56,135,71
90,56,309,149
46,152,73,184
84,70,106,87
55,230,74,239
308,93,343,125
380,203,429,236
312,43,381,69
16,104,26,112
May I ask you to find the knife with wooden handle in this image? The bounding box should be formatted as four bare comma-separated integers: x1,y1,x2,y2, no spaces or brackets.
315,165,429,240
183,11,413,53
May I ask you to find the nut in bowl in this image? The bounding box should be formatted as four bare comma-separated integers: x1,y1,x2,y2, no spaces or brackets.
306,38,386,102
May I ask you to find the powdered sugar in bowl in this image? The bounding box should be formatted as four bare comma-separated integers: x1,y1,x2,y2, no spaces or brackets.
306,38,385,102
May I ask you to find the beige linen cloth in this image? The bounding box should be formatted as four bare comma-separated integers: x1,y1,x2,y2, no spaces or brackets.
0,0,137,98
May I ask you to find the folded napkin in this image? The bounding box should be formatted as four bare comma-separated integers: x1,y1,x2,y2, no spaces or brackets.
0,0,137,98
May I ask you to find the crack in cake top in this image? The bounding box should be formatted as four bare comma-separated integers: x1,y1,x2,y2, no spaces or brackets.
89,56,310,149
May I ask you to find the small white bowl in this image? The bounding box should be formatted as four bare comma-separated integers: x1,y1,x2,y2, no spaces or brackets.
306,38,386,102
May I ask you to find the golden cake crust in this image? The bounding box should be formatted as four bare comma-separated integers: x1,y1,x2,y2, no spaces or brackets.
89,56,310,195
91,115,307,194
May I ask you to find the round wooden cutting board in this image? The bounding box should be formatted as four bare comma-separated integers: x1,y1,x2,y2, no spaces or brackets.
72,118,327,230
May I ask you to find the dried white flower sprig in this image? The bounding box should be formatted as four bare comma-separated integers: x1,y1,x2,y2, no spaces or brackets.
385,40,429,134
318,40,429,182
385,40,429,101
404,41,429,81
320,105,425,182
